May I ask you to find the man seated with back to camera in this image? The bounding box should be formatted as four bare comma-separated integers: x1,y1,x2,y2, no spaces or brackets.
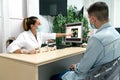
50,1,120,80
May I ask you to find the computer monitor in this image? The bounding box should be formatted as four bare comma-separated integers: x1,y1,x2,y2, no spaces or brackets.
65,22,83,43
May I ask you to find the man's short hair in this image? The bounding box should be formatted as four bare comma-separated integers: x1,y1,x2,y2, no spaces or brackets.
87,2,109,21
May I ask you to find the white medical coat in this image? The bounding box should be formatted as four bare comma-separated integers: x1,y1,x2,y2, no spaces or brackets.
7,30,56,53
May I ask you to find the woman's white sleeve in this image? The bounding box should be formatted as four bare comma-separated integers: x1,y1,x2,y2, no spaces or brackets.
42,33,56,42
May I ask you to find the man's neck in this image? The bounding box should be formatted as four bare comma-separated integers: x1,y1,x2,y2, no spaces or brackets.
96,20,108,29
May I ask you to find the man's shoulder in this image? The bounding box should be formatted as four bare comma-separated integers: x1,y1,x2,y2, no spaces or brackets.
93,28,120,45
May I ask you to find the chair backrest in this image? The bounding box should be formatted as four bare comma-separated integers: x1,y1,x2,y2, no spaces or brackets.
85,57,120,80
6,37,15,48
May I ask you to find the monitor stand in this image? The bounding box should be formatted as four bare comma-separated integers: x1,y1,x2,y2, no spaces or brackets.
56,44,71,49
71,43,81,47
56,43,81,49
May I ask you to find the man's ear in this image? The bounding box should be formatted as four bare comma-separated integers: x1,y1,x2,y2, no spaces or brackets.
90,16,94,24
91,16,96,23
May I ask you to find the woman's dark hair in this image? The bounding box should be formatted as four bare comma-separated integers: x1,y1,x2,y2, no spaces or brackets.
87,2,109,21
23,16,38,31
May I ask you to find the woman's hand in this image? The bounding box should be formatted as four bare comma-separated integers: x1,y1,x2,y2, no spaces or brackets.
21,49,40,54
66,32,73,36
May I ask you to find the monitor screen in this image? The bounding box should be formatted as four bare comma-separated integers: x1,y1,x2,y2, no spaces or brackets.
65,22,83,43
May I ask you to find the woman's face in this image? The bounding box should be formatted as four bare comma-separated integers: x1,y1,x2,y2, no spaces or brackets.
35,19,41,28
31,19,41,30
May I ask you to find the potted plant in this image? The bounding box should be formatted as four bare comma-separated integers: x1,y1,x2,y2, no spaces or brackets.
53,14,66,45
53,6,89,45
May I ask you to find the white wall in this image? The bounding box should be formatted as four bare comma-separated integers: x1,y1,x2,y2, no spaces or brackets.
9,0,27,37
0,0,27,53
0,18,1,53
0,0,2,53
68,0,83,10
9,19,24,37
114,0,120,27
0,0,9,53
0,0,1,16
9,0,27,19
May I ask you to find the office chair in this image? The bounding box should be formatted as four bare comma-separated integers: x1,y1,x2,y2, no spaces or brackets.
6,37,15,48
85,57,120,80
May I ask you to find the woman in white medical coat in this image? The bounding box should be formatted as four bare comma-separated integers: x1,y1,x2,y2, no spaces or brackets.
7,16,71,54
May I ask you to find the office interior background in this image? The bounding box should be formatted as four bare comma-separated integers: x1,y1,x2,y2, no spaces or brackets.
0,0,120,53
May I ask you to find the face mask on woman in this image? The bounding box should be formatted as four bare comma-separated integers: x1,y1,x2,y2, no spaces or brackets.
37,26,42,32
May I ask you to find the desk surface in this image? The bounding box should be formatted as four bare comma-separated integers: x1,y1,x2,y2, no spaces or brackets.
0,47,86,66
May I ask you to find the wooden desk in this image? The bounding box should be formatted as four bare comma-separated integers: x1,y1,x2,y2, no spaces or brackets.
0,47,85,80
